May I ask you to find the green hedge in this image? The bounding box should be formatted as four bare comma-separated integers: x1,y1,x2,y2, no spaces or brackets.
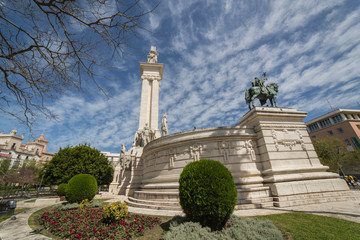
56,183,67,196
179,159,237,231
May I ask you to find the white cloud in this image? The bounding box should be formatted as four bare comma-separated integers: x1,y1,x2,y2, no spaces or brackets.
2,0,360,154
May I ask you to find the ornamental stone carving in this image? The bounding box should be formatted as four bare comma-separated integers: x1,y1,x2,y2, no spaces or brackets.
189,144,202,161
141,75,161,81
218,141,230,162
271,129,305,151
245,140,256,161
168,148,176,168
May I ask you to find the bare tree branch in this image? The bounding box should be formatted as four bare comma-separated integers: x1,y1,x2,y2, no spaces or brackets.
0,0,157,129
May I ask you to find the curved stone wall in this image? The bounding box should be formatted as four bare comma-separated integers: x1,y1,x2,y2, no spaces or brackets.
127,126,273,210
125,107,355,210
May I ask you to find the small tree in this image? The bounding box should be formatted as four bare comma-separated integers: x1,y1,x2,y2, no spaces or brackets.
43,144,113,185
313,136,349,174
0,159,11,175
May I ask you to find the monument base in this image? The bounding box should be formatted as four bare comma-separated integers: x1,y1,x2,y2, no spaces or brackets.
123,107,359,210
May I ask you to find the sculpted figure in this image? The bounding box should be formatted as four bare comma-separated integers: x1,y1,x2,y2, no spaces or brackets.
133,131,143,147
245,72,278,110
147,46,158,63
142,123,151,146
161,114,168,136
120,144,126,156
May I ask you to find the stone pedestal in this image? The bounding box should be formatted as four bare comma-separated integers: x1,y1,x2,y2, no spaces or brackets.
237,107,351,207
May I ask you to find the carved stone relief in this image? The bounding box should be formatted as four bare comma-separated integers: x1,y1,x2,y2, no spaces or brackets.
141,75,161,81
218,141,230,162
189,144,202,161
168,148,176,168
271,129,305,151
245,140,256,161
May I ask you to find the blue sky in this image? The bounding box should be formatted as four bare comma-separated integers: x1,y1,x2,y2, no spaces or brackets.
1,0,360,154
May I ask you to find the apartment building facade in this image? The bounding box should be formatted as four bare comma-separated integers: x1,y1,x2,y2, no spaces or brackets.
306,109,360,151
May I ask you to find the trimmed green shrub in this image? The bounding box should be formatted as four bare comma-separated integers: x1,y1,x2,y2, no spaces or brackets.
102,201,128,224
163,215,282,240
221,215,282,240
65,174,97,203
179,159,237,231
56,183,67,196
164,221,213,240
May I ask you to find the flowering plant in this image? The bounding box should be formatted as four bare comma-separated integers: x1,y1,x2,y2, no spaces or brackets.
102,201,128,224
41,208,161,239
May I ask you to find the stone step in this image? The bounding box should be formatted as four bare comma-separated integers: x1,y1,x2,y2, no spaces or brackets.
126,198,182,211
238,197,273,205
273,190,360,207
128,196,180,206
133,190,179,201
235,201,274,210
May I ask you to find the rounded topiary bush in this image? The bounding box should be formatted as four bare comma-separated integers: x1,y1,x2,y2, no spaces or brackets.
65,174,98,203
179,159,237,231
56,183,67,196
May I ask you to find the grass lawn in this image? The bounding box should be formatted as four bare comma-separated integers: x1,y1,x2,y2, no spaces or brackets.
258,212,360,240
0,208,30,223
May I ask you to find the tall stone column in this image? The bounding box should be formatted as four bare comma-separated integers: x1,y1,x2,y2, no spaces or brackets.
138,46,163,139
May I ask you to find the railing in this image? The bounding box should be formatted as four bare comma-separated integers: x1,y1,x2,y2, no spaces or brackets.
0,184,57,200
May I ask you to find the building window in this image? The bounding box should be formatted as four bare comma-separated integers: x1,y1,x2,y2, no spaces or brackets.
338,128,344,133
332,115,343,123
328,130,334,136
345,139,351,146
308,124,320,132
319,118,332,128
350,137,360,149
11,143,16,149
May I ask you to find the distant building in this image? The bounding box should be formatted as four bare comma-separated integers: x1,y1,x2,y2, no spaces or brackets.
0,130,53,167
305,109,360,151
101,151,120,166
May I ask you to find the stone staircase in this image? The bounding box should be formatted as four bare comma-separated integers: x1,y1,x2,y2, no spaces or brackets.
272,190,360,207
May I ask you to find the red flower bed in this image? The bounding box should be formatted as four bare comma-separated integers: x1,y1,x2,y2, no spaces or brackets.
41,208,161,239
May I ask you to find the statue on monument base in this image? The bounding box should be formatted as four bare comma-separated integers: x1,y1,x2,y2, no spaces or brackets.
245,72,278,110
133,123,156,147
161,114,168,136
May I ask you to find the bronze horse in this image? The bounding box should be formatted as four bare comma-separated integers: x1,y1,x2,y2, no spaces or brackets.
245,83,278,110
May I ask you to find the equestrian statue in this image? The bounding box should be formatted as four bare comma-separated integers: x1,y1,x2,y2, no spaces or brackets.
245,72,279,110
